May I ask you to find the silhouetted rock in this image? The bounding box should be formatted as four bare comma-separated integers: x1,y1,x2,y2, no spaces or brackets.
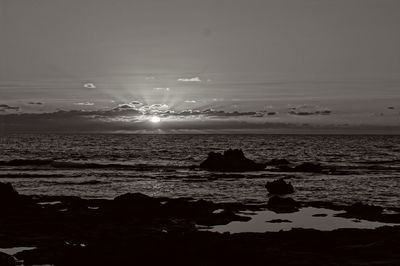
265,178,295,194
200,149,266,172
312,213,328,217
164,198,210,216
267,196,299,213
265,219,292,223
0,183,35,214
113,193,161,211
347,202,383,216
0,182,33,211
293,162,324,173
267,159,290,166
0,252,15,266
0,182,19,202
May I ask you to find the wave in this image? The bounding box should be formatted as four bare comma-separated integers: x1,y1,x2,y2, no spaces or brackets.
354,159,400,164
0,159,187,171
47,180,108,185
0,159,54,166
0,173,68,178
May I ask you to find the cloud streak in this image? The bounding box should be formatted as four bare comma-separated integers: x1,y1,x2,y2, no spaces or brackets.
153,87,170,91
288,105,332,116
0,104,20,112
83,83,96,89
177,77,201,82
74,102,95,106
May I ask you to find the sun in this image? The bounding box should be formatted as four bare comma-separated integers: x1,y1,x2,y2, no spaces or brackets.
149,116,161,123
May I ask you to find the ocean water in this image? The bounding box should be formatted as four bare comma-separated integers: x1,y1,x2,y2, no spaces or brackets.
0,134,399,208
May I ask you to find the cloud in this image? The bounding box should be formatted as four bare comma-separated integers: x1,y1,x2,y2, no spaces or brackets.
0,109,311,133
74,102,95,106
153,87,170,91
177,77,201,82
111,103,266,118
315,110,332,115
28,102,44,105
184,100,197,103
289,110,332,116
117,104,135,109
116,101,143,109
113,103,172,117
0,104,20,112
200,109,257,117
212,98,223,102
251,110,278,117
1,105,399,134
288,105,332,116
83,83,96,89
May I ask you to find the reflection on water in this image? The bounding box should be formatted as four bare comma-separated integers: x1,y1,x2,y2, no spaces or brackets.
206,207,398,233
0,246,36,256
0,247,38,266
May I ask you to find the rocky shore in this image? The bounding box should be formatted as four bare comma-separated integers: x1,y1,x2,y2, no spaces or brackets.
0,182,399,265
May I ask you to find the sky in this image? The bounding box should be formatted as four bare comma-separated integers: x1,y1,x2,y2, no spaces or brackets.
1,0,400,133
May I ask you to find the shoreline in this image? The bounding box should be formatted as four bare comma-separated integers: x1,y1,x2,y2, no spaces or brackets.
1,185,400,265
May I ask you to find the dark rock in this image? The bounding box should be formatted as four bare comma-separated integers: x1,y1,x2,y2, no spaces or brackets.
293,162,324,173
267,159,290,165
164,198,212,216
1,185,400,266
0,182,31,211
312,213,328,217
0,252,15,266
0,182,19,202
200,149,266,172
265,219,292,223
265,178,295,194
113,193,161,211
347,202,383,216
267,196,299,213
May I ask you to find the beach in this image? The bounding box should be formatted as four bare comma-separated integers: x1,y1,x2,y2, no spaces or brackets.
1,134,400,265
1,183,400,265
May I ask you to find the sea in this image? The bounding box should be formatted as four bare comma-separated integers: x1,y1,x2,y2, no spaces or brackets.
0,134,399,208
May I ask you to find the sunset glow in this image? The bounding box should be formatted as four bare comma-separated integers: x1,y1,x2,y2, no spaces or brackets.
150,116,161,123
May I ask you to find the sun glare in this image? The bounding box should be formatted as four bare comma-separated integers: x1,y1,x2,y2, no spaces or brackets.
150,116,161,123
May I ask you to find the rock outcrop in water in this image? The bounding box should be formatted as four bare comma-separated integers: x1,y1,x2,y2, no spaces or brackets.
267,196,300,213
346,202,384,216
265,178,295,194
0,182,30,211
200,149,266,172
0,252,15,266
